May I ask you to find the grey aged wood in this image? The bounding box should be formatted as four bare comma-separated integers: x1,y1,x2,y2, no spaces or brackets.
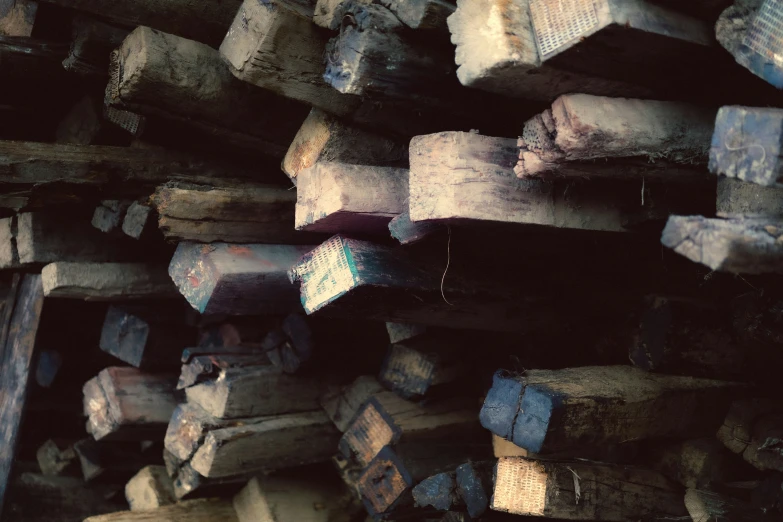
320,375,385,432
84,498,239,522
42,263,178,300
295,162,408,234
36,439,77,476
92,200,132,234
63,15,128,76
491,457,687,520
314,0,455,31
0,0,37,36
388,211,443,245
661,216,783,274
718,178,783,218
684,488,768,522
125,466,176,511
378,341,467,399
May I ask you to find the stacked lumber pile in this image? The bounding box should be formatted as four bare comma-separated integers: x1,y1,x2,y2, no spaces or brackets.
1,0,783,521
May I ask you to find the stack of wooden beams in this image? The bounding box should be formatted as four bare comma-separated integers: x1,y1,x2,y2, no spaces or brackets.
1,0,783,521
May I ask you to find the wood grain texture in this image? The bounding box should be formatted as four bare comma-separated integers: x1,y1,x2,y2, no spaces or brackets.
661,216,783,274
42,262,178,300
480,366,741,454
320,375,384,432
125,466,176,511
84,498,239,522
0,274,43,515
718,177,783,218
0,0,37,37
314,0,455,31
169,242,314,315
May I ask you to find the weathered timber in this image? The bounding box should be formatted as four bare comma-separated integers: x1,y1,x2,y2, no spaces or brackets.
413,472,458,511
190,410,342,478
0,0,36,36
93,200,132,234
42,263,178,300
233,474,355,522
413,462,492,518
709,106,783,187
169,242,314,315
63,15,128,76
109,27,308,158
644,438,752,489
716,0,782,88
125,466,176,511
409,132,713,232
295,162,408,234
172,461,252,501
388,211,443,245
480,366,741,454
100,305,195,369
83,498,239,522
340,391,486,466
83,367,178,441
152,183,320,244
0,212,133,270
386,322,427,344
177,351,268,389
0,141,261,190
661,216,783,274
281,108,407,183
447,0,658,100
36,439,77,476
716,398,779,455
288,235,532,331
515,94,715,179
122,202,155,240
684,488,771,522
38,0,241,46
0,274,44,515
493,434,529,458
491,457,687,520
320,375,385,432
378,341,468,399
72,437,162,484
718,178,783,218
314,0,455,31
182,355,325,418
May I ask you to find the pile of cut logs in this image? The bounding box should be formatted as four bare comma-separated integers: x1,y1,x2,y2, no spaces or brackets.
2,0,783,521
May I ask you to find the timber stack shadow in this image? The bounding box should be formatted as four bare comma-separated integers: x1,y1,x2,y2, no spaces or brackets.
2,0,783,521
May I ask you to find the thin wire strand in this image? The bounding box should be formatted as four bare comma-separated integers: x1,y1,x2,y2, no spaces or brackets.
441,225,453,306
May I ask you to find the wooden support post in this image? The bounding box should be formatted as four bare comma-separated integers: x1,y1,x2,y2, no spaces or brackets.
379,342,468,399
718,178,783,218
63,15,128,76
661,216,783,274
409,132,713,233
295,163,409,234
709,106,783,187
36,440,77,476
0,0,37,36
0,274,44,515
43,263,178,300
152,183,320,244
100,305,195,370
282,108,407,183
83,367,178,441
289,235,532,331
169,242,314,315
84,498,239,522
233,475,356,522
93,200,132,234
109,27,308,158
516,94,714,180
190,410,342,478
122,202,155,240
125,466,176,511
181,355,325,418
321,376,385,432
716,0,783,89
491,457,687,520
480,366,740,454
340,391,486,466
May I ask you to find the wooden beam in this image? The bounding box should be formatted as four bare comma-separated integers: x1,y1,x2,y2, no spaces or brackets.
125,466,176,511
413,472,458,512
152,183,321,244
412,462,492,518
0,0,37,36
480,366,741,454
388,211,443,245
83,498,239,522
409,132,713,233
515,94,715,180
288,235,538,331
122,202,155,240
36,439,77,477
109,27,308,158
314,0,455,31
189,410,341,478
661,216,783,274
63,15,128,76
165,403,252,466
716,398,779,455
281,108,407,183
447,0,655,100
718,177,783,218
181,355,325,418
378,341,468,399
0,274,44,515
493,434,529,458
491,457,687,520
684,488,768,522
42,263,178,300
83,367,178,441
709,106,783,187
340,391,485,466
643,437,749,489
386,322,427,344
92,200,132,234
169,242,315,316
38,0,241,47
320,375,385,432
172,461,251,501
295,162,408,234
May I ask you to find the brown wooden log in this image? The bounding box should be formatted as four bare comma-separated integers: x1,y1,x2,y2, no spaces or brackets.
109,27,308,158
295,162,408,234
125,466,176,511
83,498,239,522
83,367,179,441
481,366,742,454
491,457,687,520
320,375,385,432
661,216,783,275
281,108,407,183
42,263,178,300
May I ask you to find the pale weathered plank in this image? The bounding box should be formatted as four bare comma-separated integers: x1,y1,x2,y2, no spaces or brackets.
42,262,178,300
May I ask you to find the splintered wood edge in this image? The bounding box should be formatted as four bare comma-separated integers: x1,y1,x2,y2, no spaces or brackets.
358,454,410,514
492,458,547,516
343,402,396,465
282,109,331,179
